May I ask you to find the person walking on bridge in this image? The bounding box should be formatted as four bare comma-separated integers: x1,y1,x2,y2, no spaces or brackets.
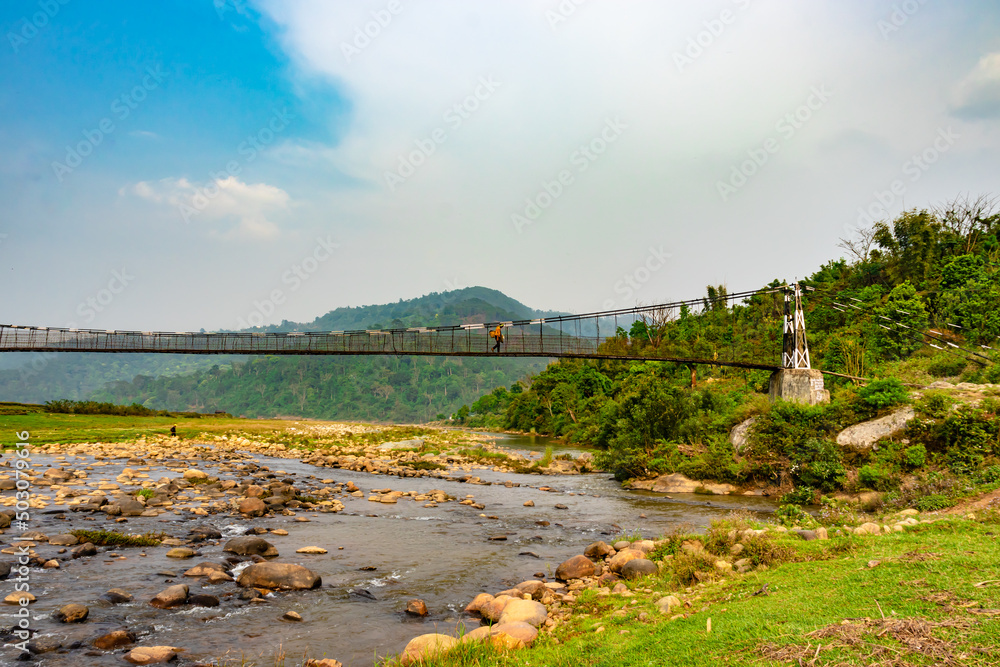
489,324,504,353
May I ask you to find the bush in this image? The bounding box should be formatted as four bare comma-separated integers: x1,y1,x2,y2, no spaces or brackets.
927,357,966,378
915,494,953,512
902,443,927,469
775,503,812,527
780,487,815,506
857,463,896,491
915,391,954,418
974,465,1000,484
859,378,910,410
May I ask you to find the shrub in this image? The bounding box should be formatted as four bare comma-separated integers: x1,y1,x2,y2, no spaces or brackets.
70,529,163,547
974,465,1000,484
915,494,953,512
927,357,966,378
859,378,910,410
857,463,896,491
780,487,815,506
775,503,813,527
902,443,927,469
915,391,954,418
134,488,154,499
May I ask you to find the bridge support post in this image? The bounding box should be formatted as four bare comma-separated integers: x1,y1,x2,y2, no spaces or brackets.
769,283,829,405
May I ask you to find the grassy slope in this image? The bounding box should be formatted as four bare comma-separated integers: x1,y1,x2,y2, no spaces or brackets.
418,519,1000,667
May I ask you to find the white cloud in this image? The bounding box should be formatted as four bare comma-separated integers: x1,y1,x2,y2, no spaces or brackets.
953,52,1000,119
124,176,290,240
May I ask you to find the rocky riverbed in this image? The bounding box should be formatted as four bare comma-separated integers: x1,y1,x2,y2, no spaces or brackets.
0,427,779,666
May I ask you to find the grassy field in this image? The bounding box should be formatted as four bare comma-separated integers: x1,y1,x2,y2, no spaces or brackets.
412,516,1000,667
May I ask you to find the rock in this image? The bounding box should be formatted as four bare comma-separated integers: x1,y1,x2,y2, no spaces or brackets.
239,497,267,517
729,416,757,453
405,599,429,616
399,634,457,666
857,522,881,535
237,562,321,590
93,629,137,650
72,542,98,558
584,541,615,559
815,527,829,540
53,603,89,623
296,546,328,554
207,570,234,584
113,499,146,517
461,621,538,648
223,536,279,557
612,582,630,594
184,562,228,577
4,591,35,604
183,469,209,481
188,526,222,541
0,562,10,580
43,559,60,569
166,548,196,559
48,534,79,546
27,636,62,654
648,473,700,493
608,548,646,573
555,554,597,581
103,588,133,603
150,584,189,609
700,481,737,495
304,660,343,667
464,593,494,614
515,580,546,600
836,407,915,449
793,530,817,541
632,539,656,554
188,594,220,607
655,595,682,614
479,595,514,623
523,500,534,507
124,646,179,665
498,598,548,627
620,558,658,580
379,438,424,450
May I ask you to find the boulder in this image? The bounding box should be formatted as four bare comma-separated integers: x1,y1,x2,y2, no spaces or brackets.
836,407,915,449
584,541,615,559
857,522,881,535
113,499,146,517
188,526,222,541
93,629,136,650
555,554,596,581
188,594,220,607
124,646,179,665
405,599,429,616
223,536,278,557
497,598,547,627
515,580,546,600
479,595,514,623
296,546,328,554
166,548,196,559
399,634,457,666
72,542,98,558
649,473,700,493
183,469,209,481
103,588,133,604
238,497,267,517
150,584,189,609
184,562,228,577
655,595,682,614
729,416,757,453
608,548,646,573
48,534,79,546
304,660,343,667
236,562,321,590
461,621,538,648
620,558,658,580
53,603,89,623
464,593,494,614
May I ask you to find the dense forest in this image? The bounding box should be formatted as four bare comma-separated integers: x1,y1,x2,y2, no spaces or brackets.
458,196,1000,510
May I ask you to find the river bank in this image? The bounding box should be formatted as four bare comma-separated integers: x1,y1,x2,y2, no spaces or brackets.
0,415,781,666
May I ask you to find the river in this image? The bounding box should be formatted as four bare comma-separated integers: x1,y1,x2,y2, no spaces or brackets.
0,433,778,666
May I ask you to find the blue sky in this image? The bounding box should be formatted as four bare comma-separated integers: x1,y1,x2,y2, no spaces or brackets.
2,1,1000,331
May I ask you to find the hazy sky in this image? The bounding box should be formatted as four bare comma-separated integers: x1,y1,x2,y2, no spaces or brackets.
2,0,999,332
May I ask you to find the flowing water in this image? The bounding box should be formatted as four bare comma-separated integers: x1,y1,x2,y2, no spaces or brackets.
1,434,778,666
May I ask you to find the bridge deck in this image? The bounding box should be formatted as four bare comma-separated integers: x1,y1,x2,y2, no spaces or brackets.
0,323,780,372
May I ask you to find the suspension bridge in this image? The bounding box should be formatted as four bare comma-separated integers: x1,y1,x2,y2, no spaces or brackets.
0,285,847,403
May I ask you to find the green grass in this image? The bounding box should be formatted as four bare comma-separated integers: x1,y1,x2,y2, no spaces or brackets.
70,529,164,547
134,488,155,499
412,517,1000,666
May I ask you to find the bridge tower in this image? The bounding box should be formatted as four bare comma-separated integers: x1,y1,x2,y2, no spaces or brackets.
769,283,830,405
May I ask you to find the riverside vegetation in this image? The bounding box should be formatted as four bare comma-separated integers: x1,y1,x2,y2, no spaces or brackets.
457,197,1000,515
